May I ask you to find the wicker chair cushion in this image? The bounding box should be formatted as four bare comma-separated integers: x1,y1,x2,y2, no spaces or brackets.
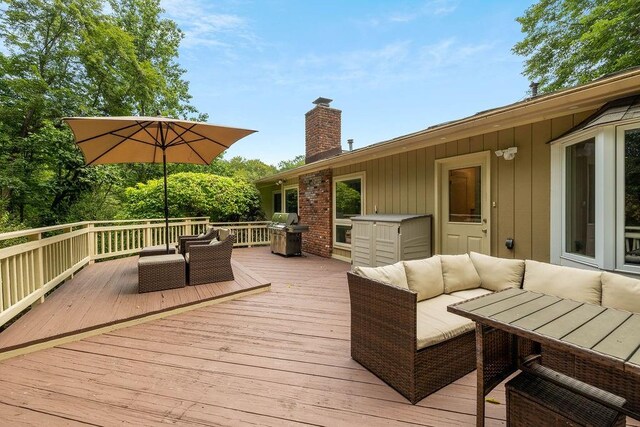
353,262,409,289
218,228,231,241
469,251,525,291
416,294,475,350
449,287,493,301
523,260,602,304
208,238,222,246
601,272,640,312
440,254,481,293
403,256,444,301
138,254,184,265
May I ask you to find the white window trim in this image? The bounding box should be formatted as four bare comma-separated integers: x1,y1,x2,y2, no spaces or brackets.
551,119,640,275
333,172,366,250
616,123,640,274
283,184,299,214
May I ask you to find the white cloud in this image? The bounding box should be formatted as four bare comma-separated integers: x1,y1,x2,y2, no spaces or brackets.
161,0,257,51
358,0,459,27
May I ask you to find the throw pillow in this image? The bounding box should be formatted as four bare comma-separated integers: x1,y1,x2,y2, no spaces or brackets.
601,272,640,313
523,260,601,304
353,262,409,289
469,251,524,291
440,254,481,293
403,257,444,301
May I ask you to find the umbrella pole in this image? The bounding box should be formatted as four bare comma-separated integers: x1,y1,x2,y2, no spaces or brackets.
162,148,170,254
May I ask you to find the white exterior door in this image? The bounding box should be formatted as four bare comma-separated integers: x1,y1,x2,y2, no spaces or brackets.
438,152,490,255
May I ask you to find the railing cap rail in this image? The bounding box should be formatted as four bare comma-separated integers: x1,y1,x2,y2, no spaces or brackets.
0,217,210,241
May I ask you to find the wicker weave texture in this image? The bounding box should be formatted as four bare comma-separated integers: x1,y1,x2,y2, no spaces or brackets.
138,255,186,293
187,234,235,285
506,372,626,427
139,244,176,257
178,228,218,254
347,272,476,404
543,347,640,416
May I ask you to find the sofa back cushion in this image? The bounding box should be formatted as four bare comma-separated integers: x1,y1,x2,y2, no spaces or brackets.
523,260,601,304
469,252,524,291
440,254,481,293
403,256,444,301
353,262,409,289
601,272,640,313
218,228,231,241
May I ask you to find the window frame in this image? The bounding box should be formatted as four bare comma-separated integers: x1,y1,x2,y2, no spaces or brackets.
272,190,282,214
332,172,365,250
616,123,640,274
283,184,299,214
551,118,640,275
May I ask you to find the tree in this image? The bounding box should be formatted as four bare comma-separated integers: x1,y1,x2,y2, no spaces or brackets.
513,0,640,93
277,154,305,171
121,172,264,221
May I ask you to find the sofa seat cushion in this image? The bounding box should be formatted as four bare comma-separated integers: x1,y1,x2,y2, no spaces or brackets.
440,254,482,293
469,252,524,291
601,272,640,313
449,288,493,301
416,294,475,350
352,262,409,289
404,256,444,301
523,260,602,304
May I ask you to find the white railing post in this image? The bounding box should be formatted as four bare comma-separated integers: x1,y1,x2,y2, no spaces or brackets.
28,232,45,305
87,223,95,264
144,221,152,247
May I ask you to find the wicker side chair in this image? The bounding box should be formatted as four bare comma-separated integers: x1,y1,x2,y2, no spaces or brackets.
177,227,218,254
347,272,477,404
186,234,235,285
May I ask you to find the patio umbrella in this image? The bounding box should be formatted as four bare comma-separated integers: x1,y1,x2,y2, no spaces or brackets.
63,115,256,253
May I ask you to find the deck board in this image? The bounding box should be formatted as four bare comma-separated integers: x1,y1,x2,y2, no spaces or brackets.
0,255,270,353
0,247,637,426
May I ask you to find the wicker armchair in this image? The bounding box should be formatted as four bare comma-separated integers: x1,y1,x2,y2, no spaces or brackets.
177,227,218,254
186,234,235,285
347,272,477,404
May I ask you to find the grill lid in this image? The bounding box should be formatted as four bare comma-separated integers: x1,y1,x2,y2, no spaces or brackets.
271,212,298,226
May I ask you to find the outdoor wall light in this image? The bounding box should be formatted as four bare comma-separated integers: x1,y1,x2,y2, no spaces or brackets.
495,147,518,160
276,179,286,186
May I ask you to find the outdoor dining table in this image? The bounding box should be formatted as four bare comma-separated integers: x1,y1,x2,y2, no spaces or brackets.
447,288,640,427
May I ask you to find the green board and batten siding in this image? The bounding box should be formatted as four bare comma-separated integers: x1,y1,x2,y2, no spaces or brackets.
260,111,595,262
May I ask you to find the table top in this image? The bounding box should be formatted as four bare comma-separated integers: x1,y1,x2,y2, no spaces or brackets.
448,288,640,375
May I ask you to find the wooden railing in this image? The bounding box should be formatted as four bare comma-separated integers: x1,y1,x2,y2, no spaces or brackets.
0,218,271,327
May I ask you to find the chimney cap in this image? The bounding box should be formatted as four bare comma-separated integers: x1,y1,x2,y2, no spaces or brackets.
313,97,333,107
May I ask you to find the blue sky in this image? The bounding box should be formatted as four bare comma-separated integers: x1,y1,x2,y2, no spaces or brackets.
161,0,535,166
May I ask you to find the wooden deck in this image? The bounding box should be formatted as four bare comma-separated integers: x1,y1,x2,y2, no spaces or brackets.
0,255,270,356
0,247,637,426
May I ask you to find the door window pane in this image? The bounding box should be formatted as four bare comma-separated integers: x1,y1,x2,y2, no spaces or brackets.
273,192,282,213
336,179,362,219
285,188,298,213
624,129,640,265
335,225,352,244
566,139,596,257
448,167,481,223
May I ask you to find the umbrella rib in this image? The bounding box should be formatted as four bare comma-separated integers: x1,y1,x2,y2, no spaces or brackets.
86,121,153,165
175,134,210,164
75,122,141,144
171,122,231,150
165,123,196,147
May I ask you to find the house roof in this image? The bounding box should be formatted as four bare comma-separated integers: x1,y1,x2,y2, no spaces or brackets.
257,67,640,185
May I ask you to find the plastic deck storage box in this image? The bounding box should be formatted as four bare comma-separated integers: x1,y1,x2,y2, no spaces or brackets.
351,214,432,267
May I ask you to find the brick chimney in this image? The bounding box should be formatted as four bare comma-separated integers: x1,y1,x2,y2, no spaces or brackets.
305,97,342,164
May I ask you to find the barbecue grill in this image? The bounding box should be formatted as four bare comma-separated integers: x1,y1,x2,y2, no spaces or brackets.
269,212,309,256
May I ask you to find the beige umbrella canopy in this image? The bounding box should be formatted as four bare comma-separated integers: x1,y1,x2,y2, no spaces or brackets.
64,116,257,252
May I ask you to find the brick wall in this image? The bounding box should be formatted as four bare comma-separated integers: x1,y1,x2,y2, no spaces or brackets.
305,105,342,163
299,169,332,257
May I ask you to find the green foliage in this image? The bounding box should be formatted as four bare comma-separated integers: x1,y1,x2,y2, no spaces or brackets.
122,172,264,221
335,181,361,218
513,0,640,93
277,154,305,171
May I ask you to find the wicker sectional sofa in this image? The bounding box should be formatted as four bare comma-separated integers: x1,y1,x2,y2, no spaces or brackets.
347,252,640,404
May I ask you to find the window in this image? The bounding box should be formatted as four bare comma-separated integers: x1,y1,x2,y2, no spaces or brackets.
565,139,596,258
551,120,640,275
284,186,298,214
620,127,640,269
333,173,365,248
448,166,482,223
273,191,282,213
